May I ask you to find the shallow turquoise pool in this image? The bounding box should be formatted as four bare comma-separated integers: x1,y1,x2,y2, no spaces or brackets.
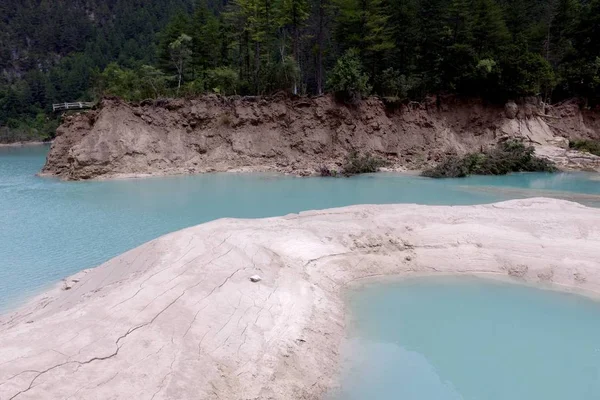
1,145,599,310
334,277,600,400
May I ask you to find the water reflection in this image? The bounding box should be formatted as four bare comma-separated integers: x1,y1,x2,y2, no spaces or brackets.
335,277,600,400
333,339,463,400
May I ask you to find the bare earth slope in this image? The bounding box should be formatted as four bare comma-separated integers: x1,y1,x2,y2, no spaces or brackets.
41,96,600,180
1,199,600,399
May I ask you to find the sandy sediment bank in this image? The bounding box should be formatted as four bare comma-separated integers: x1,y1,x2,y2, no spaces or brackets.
1,198,599,399
40,96,600,181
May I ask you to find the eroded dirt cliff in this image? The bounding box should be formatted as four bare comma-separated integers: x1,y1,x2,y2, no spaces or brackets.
41,95,600,180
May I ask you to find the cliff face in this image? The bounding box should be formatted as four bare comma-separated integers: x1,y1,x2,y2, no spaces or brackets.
41,95,600,180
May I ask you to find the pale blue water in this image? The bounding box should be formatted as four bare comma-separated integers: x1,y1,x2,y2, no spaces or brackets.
0,145,599,310
335,277,600,400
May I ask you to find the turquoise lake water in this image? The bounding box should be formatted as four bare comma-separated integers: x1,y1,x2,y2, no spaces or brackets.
0,146,600,309
1,145,599,310
334,277,600,400
2,146,600,398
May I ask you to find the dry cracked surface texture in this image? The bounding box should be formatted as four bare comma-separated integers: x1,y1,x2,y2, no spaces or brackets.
1,198,600,399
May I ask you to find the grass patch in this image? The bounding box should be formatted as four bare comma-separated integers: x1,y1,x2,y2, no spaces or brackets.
569,139,600,156
422,141,557,178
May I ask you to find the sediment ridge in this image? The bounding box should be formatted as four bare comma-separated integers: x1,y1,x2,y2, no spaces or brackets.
1,198,599,399
40,95,600,180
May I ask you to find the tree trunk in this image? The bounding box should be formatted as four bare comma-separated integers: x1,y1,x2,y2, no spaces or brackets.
292,5,299,95
316,0,324,95
177,61,183,95
255,40,261,93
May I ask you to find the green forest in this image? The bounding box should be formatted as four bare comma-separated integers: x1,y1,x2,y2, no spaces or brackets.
1,0,599,142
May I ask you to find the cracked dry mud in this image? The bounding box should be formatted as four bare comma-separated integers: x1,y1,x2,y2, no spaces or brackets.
1,198,600,399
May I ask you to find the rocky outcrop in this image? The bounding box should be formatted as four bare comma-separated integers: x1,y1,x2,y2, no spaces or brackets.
41,95,600,180
1,199,600,399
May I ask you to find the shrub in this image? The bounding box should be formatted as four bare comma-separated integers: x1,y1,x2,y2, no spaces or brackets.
182,78,205,96
266,56,301,94
205,67,239,96
378,68,419,101
140,65,168,99
318,166,338,177
569,139,600,156
326,49,371,104
98,63,143,101
341,151,388,176
422,141,557,178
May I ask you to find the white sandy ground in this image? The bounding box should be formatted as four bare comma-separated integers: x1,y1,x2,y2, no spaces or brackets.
1,198,600,399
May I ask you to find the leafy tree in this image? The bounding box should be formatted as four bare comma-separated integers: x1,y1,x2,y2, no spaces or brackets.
158,13,192,74
377,67,419,100
140,66,168,98
98,63,143,101
276,0,310,93
326,48,371,103
501,51,556,97
169,34,193,93
205,67,240,95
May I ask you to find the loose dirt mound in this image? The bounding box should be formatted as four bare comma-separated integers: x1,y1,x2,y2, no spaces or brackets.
41,95,600,180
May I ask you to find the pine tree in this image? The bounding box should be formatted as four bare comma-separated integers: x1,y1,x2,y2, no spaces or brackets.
416,0,449,93
448,0,474,46
501,0,531,42
471,0,510,57
549,0,580,66
191,0,223,72
386,0,418,76
231,0,272,92
333,0,394,79
276,0,310,93
314,0,330,94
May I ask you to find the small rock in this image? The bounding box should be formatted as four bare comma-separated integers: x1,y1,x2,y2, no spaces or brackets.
507,264,528,278
250,275,262,283
505,101,518,119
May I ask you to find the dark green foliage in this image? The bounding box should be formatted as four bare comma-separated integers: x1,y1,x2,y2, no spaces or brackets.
341,151,388,176
2,0,600,142
377,68,420,100
422,141,557,178
205,67,240,95
500,51,556,97
326,49,371,104
0,114,59,144
0,0,193,141
318,166,338,177
569,140,600,156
